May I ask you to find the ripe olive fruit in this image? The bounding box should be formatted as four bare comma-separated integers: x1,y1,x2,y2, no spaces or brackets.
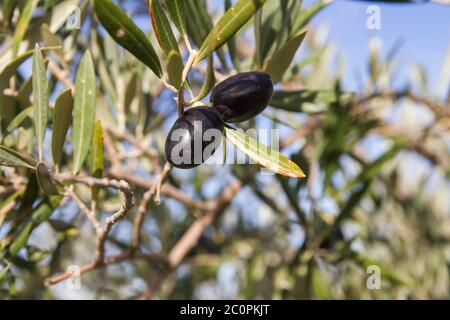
210,71,273,123
165,107,224,169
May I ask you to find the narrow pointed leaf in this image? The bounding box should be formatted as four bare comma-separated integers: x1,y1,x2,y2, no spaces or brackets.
185,0,212,48
12,0,39,57
224,127,305,178
32,44,49,161
191,54,215,104
167,50,184,89
6,107,33,133
0,145,37,169
225,0,242,71
194,0,268,65
36,162,58,195
270,90,354,112
32,195,63,224
292,0,331,35
93,0,162,77
90,120,104,203
72,51,96,174
9,221,33,256
0,146,35,169
52,89,74,170
165,0,187,36
90,120,104,176
150,0,180,56
0,46,59,80
264,31,307,83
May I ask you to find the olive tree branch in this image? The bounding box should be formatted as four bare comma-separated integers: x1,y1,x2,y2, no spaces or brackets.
53,173,134,264
132,162,172,249
44,251,167,286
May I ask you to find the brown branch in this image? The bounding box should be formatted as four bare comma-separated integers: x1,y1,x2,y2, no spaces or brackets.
106,169,209,211
53,173,135,264
95,181,134,264
44,251,167,286
132,162,172,249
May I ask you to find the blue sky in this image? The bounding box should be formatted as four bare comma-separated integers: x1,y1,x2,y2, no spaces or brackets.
306,0,450,91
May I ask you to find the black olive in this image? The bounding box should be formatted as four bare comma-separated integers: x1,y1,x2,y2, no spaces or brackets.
210,71,273,123
165,106,224,169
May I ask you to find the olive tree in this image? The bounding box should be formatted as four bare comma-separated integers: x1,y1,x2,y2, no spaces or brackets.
0,0,449,299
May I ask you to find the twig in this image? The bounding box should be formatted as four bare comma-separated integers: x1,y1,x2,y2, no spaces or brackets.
106,169,207,211
95,179,134,264
44,251,167,286
53,173,135,264
131,162,172,249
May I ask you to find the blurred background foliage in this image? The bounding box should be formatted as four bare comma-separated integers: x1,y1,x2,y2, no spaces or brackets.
0,0,449,299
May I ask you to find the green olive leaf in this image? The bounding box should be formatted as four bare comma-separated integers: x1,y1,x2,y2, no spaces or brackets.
292,0,331,35
194,0,268,65
32,44,50,161
52,88,74,171
165,0,187,37
264,31,307,83
0,145,37,169
93,0,162,77
89,120,104,203
12,0,39,57
6,106,33,133
224,126,305,178
0,46,59,80
72,51,96,175
270,90,354,113
90,120,104,177
185,0,213,48
166,50,184,89
9,221,33,256
150,0,180,56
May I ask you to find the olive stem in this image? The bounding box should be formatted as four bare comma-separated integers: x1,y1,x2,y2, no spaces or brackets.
176,93,184,117
183,36,194,55
161,78,178,93
189,101,212,108
176,49,198,116
181,49,197,85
